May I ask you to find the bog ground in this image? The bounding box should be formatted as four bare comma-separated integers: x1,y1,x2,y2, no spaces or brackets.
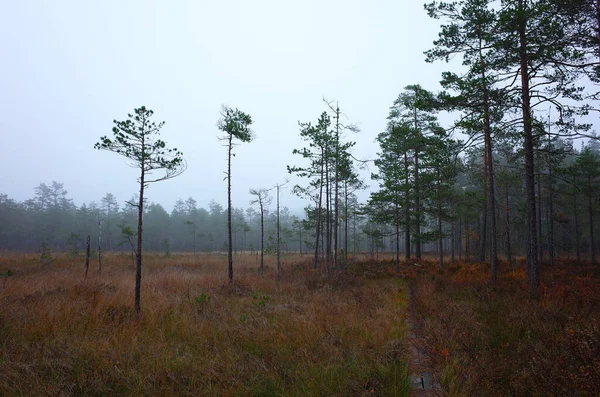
0,253,409,396
1,253,599,396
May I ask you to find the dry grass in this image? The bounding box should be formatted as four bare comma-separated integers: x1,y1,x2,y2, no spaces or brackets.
0,252,409,396
9,251,596,396
408,260,600,397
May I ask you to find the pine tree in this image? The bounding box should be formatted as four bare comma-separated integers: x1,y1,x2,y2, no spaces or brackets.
94,106,185,313
218,105,254,284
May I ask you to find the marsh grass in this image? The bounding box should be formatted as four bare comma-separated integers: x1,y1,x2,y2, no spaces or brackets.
0,252,409,396
408,260,600,397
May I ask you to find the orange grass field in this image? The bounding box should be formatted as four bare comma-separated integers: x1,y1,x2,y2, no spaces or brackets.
407,259,600,397
1,252,599,396
0,252,410,396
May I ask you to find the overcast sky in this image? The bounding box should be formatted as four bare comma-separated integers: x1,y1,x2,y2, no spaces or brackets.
1,1,462,213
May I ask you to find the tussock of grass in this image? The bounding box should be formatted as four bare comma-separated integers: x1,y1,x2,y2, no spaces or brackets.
0,253,409,396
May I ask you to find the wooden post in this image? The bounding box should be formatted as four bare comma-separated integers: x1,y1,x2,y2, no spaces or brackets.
85,235,91,280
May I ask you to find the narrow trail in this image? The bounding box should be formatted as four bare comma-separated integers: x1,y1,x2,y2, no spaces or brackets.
405,284,442,396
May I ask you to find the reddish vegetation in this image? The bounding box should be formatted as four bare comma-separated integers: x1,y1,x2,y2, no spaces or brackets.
1,253,598,396
406,259,600,397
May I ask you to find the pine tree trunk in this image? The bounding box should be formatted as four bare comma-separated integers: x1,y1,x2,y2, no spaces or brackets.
588,176,596,264
575,194,581,261
395,200,400,272
85,235,90,280
404,152,411,259
480,57,497,281
597,0,600,58
437,169,444,270
260,201,264,274
313,148,324,269
334,105,340,268
451,218,455,263
325,147,331,276
344,181,349,264
505,186,513,269
227,135,233,284
353,210,357,253
518,0,539,296
299,222,303,255
458,219,462,261
414,150,421,259
537,149,544,264
135,169,145,314
548,155,555,266
466,221,470,261
277,184,282,279
480,148,488,263
98,219,103,276
321,215,325,259
450,201,455,262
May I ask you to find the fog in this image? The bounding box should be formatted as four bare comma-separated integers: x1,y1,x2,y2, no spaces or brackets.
0,0,454,213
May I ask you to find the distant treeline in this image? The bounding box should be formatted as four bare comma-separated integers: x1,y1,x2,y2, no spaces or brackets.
1,135,599,263
0,186,301,254
0,185,371,255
